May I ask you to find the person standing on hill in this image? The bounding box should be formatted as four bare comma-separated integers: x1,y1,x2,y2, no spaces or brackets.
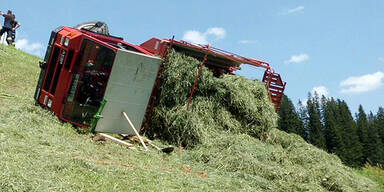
0,10,16,45
8,15,21,46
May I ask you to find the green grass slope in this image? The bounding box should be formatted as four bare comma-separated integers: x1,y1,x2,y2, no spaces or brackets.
356,165,384,190
0,44,382,191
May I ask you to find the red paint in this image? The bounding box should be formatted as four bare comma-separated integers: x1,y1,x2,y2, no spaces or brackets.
187,49,209,109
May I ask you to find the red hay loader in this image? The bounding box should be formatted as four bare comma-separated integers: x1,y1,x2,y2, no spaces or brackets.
34,22,286,135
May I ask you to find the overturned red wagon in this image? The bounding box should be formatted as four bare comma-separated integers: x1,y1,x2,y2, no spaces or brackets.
34,22,286,135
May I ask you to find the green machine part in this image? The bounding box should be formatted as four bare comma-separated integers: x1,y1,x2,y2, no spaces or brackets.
90,99,107,133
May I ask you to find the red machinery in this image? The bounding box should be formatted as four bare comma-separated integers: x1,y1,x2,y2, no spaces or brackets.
34,23,285,133
140,38,286,111
34,25,152,129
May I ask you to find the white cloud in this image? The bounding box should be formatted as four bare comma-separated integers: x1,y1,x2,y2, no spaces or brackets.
206,27,226,39
183,30,207,44
280,6,305,15
300,99,308,107
284,53,309,64
238,40,257,44
15,39,44,57
287,6,305,14
312,86,329,97
182,27,226,45
340,71,384,94
299,86,329,106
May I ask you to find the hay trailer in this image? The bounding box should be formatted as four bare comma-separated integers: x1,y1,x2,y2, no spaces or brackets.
34,22,286,135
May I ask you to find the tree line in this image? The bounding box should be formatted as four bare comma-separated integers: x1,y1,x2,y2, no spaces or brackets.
278,93,384,167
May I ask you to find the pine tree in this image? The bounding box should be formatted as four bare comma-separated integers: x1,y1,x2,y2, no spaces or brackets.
307,93,326,149
374,107,384,164
278,95,305,138
376,107,384,146
337,101,363,167
297,100,309,141
323,97,344,155
365,111,384,165
356,105,370,164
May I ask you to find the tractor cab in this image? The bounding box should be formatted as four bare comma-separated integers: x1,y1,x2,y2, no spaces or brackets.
34,26,161,135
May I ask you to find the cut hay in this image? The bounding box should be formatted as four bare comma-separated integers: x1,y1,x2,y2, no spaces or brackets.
185,129,377,191
147,51,379,191
148,51,277,147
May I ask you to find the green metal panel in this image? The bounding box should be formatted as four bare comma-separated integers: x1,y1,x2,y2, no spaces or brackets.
89,99,107,133
94,49,161,135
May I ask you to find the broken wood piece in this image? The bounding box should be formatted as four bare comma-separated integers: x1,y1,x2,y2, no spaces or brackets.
147,141,174,154
98,133,136,150
122,112,149,151
126,135,174,154
147,141,161,151
92,134,106,142
125,135,149,145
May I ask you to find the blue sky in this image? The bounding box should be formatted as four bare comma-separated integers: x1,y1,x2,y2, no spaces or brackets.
1,1,383,114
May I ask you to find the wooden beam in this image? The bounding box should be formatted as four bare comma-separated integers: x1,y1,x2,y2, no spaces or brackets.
122,112,149,151
98,133,136,150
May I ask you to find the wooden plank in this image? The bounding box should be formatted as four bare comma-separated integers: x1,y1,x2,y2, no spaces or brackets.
122,112,149,151
98,133,136,150
127,135,174,154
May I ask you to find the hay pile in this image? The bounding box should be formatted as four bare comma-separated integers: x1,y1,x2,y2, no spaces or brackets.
148,51,378,191
185,129,376,191
148,51,277,147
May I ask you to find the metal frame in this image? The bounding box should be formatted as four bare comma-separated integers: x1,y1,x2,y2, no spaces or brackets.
187,46,209,109
140,37,286,111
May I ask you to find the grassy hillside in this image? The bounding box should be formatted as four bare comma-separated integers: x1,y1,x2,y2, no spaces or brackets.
356,165,384,190
0,44,382,191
